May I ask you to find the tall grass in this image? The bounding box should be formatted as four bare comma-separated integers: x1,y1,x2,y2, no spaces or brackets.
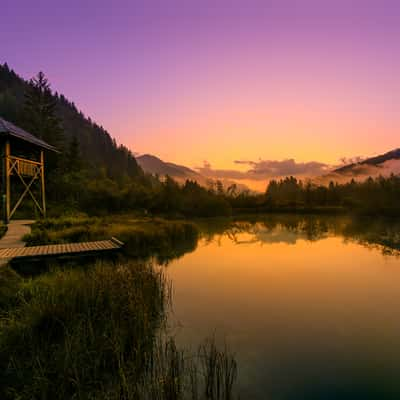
136,337,238,400
0,261,238,399
0,261,168,399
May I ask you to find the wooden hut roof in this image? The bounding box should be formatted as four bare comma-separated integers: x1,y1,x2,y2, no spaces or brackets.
0,117,58,152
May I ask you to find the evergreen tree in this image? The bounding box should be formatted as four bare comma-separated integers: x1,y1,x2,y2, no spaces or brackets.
66,136,83,173
23,71,63,147
0,64,143,182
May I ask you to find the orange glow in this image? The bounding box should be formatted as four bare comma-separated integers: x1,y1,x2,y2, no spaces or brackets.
166,224,400,396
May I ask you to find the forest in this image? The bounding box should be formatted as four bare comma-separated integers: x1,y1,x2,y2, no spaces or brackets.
231,175,400,216
1,62,400,218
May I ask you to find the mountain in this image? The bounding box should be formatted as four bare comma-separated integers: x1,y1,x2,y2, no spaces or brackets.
136,154,201,180
0,63,141,179
137,154,252,192
334,148,400,175
316,148,400,185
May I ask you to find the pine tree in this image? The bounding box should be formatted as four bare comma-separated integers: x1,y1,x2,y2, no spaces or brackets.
66,136,83,172
23,71,63,147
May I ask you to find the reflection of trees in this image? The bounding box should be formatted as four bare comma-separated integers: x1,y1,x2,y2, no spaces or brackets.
121,233,200,266
119,216,400,264
260,216,331,242
229,216,332,245
197,216,332,246
155,234,199,265
341,217,400,256
197,215,400,255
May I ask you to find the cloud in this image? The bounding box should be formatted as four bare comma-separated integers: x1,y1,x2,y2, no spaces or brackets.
196,162,248,180
196,159,330,181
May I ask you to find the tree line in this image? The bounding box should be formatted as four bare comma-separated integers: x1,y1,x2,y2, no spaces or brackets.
1,63,400,218
0,64,233,217
229,175,400,216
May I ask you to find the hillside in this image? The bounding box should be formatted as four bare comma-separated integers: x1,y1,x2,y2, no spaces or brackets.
334,148,400,175
137,153,253,193
137,154,202,180
0,63,141,179
314,148,400,185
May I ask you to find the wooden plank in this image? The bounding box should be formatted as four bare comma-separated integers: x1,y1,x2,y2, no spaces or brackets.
8,155,42,166
111,237,124,247
3,249,12,257
0,238,124,263
92,242,101,251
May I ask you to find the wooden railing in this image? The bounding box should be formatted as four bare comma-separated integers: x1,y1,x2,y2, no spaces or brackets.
8,155,41,177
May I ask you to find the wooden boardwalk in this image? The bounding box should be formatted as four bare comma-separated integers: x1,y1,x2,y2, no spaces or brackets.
0,219,34,249
0,237,124,264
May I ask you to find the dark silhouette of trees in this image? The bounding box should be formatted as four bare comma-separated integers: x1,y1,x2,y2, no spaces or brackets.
1,63,400,218
0,64,142,181
65,136,83,173
0,63,236,217
261,175,400,216
23,71,63,147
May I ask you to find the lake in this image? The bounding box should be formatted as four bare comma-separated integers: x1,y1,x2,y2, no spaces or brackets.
165,215,400,399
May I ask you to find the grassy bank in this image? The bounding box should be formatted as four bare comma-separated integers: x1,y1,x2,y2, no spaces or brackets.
0,261,167,399
2,216,238,398
0,260,238,399
24,215,200,263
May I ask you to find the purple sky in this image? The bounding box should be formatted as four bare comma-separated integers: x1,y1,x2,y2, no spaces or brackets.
2,0,400,175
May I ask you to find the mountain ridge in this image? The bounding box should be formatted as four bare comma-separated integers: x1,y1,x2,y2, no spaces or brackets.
334,148,400,174
137,153,252,192
136,154,201,178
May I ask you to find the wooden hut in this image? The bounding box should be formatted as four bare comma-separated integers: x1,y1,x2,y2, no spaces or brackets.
0,117,57,223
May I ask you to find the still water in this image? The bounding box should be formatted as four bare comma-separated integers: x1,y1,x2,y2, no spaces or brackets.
165,216,400,399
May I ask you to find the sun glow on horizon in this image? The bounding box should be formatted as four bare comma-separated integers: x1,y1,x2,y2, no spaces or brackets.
2,0,400,176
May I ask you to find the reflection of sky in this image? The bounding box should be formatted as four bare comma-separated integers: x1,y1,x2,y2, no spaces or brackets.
167,224,400,399
254,230,311,245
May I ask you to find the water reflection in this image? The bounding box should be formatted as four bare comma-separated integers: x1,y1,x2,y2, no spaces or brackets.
167,215,400,399
198,215,400,256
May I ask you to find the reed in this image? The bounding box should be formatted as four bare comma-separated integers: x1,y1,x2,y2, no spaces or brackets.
0,261,238,399
0,261,168,399
132,337,238,400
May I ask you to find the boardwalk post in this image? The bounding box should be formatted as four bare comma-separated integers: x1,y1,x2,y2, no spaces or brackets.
4,140,10,224
2,143,5,224
40,150,46,218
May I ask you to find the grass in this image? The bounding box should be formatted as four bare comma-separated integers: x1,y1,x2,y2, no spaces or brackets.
24,215,200,263
0,259,238,399
0,261,168,399
1,215,239,398
138,337,238,400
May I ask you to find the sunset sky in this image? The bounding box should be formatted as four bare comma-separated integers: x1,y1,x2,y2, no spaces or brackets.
1,0,400,182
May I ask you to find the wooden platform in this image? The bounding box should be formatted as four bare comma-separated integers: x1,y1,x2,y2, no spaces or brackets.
0,237,124,263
